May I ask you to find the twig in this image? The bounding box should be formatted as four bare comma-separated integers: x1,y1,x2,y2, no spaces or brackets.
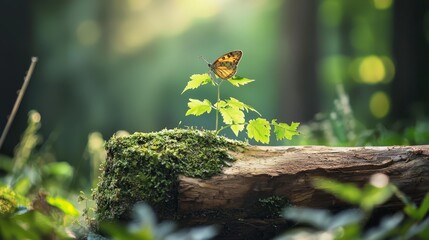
0,57,38,151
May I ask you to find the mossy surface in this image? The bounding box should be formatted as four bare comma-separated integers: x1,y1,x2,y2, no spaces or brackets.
93,128,246,223
257,196,291,218
0,186,17,216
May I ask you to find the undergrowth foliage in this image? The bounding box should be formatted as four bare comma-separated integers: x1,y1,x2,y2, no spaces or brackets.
0,111,79,239
182,73,300,144
277,174,429,240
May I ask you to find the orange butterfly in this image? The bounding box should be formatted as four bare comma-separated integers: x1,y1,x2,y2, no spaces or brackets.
203,50,243,80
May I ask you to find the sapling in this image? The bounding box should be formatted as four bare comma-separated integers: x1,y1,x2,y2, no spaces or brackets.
182,51,299,144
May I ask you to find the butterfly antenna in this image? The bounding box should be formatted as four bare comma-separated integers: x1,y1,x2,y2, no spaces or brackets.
199,55,217,82
200,56,210,66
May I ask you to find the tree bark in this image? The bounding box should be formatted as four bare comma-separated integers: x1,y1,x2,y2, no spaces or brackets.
177,145,429,239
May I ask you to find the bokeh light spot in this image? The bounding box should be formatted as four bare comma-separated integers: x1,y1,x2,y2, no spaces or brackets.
113,0,222,54
182,0,219,19
370,173,389,188
373,0,392,10
88,132,104,150
370,91,390,118
76,20,100,46
117,19,157,53
359,55,385,84
381,56,395,83
30,111,41,123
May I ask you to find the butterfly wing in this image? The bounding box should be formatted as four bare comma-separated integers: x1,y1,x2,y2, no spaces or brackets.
210,51,243,80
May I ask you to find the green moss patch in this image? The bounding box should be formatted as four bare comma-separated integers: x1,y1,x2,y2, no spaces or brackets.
257,196,290,218
0,186,17,216
93,128,246,223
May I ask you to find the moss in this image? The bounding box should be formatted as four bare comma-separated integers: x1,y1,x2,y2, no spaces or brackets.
257,196,290,218
93,128,246,223
0,186,17,216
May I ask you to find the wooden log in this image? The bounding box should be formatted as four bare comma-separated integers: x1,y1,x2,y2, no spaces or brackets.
178,145,429,216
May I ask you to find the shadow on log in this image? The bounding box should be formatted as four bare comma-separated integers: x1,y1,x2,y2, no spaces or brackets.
178,145,429,239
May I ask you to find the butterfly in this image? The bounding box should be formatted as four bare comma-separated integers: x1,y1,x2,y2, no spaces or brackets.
202,50,243,80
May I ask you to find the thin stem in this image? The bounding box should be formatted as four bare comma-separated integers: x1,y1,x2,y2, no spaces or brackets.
0,57,38,151
215,82,220,131
216,123,246,135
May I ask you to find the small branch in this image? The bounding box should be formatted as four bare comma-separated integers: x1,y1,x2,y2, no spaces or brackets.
0,57,38,151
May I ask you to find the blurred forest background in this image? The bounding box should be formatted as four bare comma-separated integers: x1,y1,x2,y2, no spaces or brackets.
1,0,429,187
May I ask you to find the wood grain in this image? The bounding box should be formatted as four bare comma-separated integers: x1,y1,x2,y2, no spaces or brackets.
178,145,429,214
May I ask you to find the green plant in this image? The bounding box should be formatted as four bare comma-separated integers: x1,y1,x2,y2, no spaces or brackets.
294,84,429,146
0,185,79,240
0,110,82,239
0,111,74,197
98,202,218,240
182,73,300,144
277,174,429,239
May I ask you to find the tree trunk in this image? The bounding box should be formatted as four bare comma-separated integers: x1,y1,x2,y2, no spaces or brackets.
392,0,429,120
278,0,319,123
177,145,429,239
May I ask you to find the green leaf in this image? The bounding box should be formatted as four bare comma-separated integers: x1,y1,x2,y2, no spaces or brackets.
182,74,212,94
403,217,429,239
247,118,271,144
363,213,403,240
226,97,261,116
404,191,429,220
46,196,80,217
313,177,395,211
404,205,420,220
360,184,394,211
227,76,255,87
42,162,73,178
102,222,140,239
415,191,429,220
218,107,245,125
230,124,245,136
272,120,300,140
283,207,332,229
215,100,227,109
216,99,246,136
282,208,363,230
185,99,212,116
14,177,31,196
313,177,363,204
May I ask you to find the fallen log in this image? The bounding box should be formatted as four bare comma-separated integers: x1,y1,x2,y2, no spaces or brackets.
94,130,429,239
179,145,429,212
177,145,429,238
